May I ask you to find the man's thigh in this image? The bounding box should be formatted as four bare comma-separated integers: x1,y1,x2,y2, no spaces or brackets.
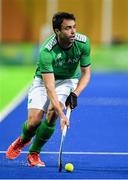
28,77,49,112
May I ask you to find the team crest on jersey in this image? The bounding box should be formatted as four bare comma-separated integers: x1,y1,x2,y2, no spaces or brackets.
56,53,62,59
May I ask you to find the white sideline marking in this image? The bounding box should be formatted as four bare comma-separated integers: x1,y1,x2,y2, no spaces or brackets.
79,97,128,106
0,87,127,122
1,151,128,155
0,83,31,122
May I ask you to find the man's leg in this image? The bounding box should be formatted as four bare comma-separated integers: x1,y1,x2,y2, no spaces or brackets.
6,109,44,160
21,109,44,143
27,103,64,167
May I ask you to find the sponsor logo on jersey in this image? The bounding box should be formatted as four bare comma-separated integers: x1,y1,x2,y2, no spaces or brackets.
54,55,81,67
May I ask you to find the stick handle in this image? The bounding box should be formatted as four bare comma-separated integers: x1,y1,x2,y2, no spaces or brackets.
66,106,71,119
62,107,71,136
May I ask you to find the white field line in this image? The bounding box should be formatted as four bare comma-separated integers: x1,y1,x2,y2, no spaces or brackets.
1,151,128,155
0,95,128,122
0,83,31,122
79,97,128,106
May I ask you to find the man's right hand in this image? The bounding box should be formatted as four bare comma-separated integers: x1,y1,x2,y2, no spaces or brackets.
60,114,69,131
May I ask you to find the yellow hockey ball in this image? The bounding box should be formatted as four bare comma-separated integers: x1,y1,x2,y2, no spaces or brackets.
65,163,74,172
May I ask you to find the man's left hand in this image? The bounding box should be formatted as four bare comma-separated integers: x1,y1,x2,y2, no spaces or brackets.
65,92,77,109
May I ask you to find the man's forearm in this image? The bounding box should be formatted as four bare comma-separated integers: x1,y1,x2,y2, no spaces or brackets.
73,66,91,96
42,73,64,117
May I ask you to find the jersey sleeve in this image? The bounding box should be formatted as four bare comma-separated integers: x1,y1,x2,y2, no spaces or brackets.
39,49,53,73
80,37,91,67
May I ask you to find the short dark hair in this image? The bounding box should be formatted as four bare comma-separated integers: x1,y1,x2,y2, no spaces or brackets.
52,12,76,30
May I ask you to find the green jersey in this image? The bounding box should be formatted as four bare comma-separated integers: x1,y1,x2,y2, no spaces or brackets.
35,32,91,80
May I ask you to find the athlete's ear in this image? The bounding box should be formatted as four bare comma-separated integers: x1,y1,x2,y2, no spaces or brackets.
54,28,60,35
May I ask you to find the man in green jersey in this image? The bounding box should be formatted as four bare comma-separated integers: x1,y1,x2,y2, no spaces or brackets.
6,12,91,167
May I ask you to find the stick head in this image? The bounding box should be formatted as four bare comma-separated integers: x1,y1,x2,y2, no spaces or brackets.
59,161,62,172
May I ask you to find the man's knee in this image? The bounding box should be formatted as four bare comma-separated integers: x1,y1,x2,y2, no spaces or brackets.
27,109,44,129
46,107,58,123
46,102,64,124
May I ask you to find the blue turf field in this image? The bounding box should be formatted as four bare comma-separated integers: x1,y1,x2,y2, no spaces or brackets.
0,73,128,179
